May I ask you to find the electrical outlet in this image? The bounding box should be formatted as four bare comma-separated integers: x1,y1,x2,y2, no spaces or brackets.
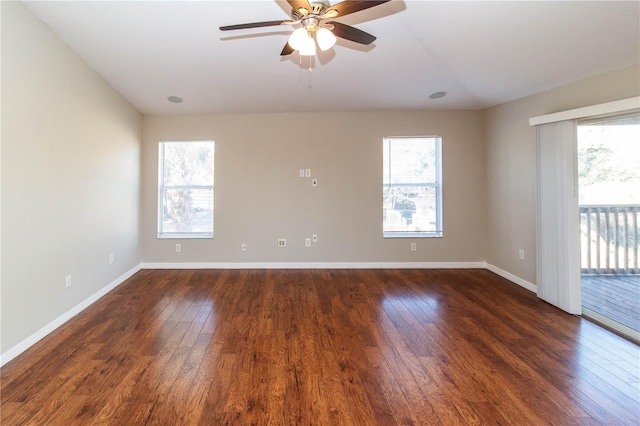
109,253,114,264
519,249,525,260
176,244,181,252
305,238,311,247
305,169,311,177
241,243,247,252
278,238,286,248
65,275,72,288
411,243,417,252
312,234,318,243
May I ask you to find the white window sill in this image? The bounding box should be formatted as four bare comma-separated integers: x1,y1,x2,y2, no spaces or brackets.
157,233,213,239
384,232,443,238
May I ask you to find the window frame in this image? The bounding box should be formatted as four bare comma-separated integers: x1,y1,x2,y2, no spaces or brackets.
157,140,215,239
383,136,443,238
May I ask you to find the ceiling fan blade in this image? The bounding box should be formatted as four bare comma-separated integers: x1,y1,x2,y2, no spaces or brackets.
287,0,312,14
220,20,289,31
325,0,391,18
281,42,295,56
328,21,376,45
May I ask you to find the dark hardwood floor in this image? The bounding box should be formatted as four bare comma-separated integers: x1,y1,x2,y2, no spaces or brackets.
2,269,639,425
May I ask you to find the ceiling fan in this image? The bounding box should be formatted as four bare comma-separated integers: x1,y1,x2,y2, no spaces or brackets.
220,0,391,57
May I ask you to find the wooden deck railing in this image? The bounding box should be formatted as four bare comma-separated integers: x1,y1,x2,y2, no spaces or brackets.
580,205,640,274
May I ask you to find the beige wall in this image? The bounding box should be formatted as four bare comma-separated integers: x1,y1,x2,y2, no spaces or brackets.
141,110,486,264
1,2,142,353
484,64,640,284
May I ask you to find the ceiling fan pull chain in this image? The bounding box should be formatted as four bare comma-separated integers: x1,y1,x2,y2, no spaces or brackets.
297,55,303,84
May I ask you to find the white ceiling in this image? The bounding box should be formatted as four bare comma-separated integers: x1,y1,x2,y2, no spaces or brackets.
24,0,640,115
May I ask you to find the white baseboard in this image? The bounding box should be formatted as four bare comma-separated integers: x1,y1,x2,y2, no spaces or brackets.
0,264,141,367
485,263,537,293
140,261,488,270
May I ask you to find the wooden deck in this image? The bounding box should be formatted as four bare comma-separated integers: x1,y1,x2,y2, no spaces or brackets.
582,274,640,332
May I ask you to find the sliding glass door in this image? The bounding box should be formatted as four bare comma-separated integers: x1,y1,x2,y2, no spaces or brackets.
577,113,640,342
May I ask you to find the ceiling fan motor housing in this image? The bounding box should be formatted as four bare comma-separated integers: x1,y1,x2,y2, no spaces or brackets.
292,1,331,21
302,17,320,32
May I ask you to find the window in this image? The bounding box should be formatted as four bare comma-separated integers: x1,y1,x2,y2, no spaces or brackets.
383,136,442,238
158,141,214,238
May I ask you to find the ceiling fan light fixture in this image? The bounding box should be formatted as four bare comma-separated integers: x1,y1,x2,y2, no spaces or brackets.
316,27,336,51
299,36,316,56
288,27,308,50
